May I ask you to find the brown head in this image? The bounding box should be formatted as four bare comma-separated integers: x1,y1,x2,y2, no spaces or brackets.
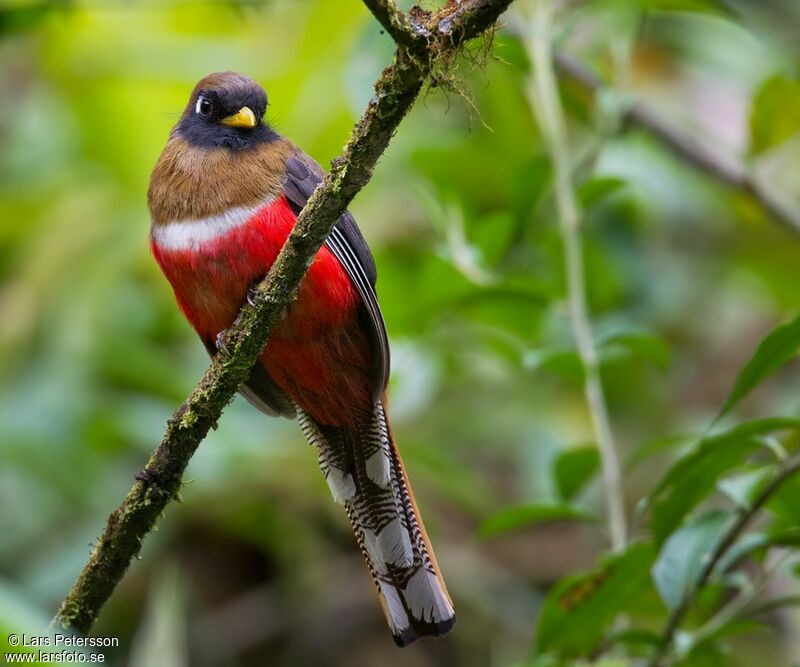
148,72,293,223
174,71,277,151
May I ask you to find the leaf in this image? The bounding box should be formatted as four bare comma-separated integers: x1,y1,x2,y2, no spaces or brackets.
769,526,800,547
607,628,662,651
535,542,655,657
523,347,584,382
554,447,600,501
642,0,733,16
649,417,800,545
626,433,694,471
713,532,769,576
641,0,730,13
652,511,729,611
478,503,595,538
684,621,764,666
597,328,670,369
718,314,800,419
716,467,774,509
578,176,627,209
765,473,800,525
750,76,800,155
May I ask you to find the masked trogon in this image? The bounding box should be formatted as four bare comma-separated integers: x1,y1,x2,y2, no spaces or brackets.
147,72,455,646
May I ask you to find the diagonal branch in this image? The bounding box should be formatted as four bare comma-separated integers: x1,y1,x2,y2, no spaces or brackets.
52,0,514,636
554,51,800,236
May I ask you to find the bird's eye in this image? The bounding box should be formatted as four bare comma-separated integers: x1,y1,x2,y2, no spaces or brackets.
196,96,213,117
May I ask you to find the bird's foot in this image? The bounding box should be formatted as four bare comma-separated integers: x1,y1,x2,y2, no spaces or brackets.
246,283,261,307
215,329,229,355
248,281,289,319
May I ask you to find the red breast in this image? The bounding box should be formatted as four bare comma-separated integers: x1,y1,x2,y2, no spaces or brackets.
148,134,372,425
150,194,359,342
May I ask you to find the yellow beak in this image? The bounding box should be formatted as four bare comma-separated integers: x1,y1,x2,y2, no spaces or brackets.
220,106,257,129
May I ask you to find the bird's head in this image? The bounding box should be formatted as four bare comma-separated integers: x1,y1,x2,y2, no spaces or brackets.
176,72,274,151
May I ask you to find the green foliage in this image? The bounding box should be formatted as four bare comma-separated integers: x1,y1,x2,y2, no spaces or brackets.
597,328,670,370
649,417,800,545
652,511,729,611
554,446,601,501
534,542,655,657
479,503,595,538
750,76,800,155
2,0,800,665
577,177,628,210
640,0,726,12
717,314,800,419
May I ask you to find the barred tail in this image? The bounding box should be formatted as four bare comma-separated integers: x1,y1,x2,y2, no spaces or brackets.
297,401,456,647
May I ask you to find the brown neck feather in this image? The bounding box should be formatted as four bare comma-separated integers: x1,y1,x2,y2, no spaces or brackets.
148,136,294,224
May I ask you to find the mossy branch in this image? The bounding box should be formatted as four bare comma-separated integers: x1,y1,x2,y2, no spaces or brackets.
52,0,514,635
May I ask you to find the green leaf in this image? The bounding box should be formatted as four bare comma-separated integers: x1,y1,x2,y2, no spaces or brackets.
554,447,600,501
597,328,670,369
649,417,800,545
684,623,762,666
578,176,627,209
718,314,800,419
750,76,800,155
523,347,585,382
626,433,694,471
716,467,774,509
714,532,770,575
652,511,729,611
641,0,729,13
765,473,800,525
535,542,655,657
607,628,662,652
479,503,595,538
769,526,800,547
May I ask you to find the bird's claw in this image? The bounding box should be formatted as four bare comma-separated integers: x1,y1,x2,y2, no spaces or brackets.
215,329,229,355
246,284,260,307
247,281,290,320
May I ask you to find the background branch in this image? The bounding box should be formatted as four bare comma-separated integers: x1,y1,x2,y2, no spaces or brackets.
52,0,514,635
554,51,800,236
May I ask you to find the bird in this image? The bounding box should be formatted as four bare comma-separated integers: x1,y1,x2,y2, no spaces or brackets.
147,72,455,646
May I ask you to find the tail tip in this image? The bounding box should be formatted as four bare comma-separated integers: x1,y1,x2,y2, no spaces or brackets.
392,614,457,648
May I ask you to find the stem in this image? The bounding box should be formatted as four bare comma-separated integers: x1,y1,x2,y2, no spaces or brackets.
527,0,627,552
690,551,794,650
52,0,515,635
646,454,800,667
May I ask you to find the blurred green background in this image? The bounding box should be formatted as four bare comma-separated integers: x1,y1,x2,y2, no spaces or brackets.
2,0,800,665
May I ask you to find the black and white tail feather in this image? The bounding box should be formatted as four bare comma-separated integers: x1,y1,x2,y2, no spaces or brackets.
297,401,455,646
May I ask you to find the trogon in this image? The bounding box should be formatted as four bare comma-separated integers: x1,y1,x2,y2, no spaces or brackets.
148,72,455,646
